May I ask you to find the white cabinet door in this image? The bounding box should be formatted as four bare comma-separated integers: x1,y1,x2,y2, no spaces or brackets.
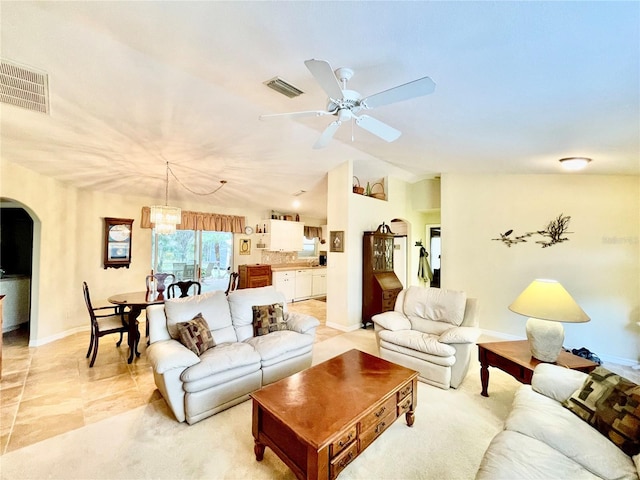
268,220,304,252
273,271,295,302
294,269,312,300
312,271,327,297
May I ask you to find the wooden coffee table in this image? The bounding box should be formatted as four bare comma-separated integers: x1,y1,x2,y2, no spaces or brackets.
251,349,419,480
477,340,598,397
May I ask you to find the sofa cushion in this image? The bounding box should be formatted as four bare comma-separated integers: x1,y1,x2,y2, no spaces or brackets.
378,329,456,358
227,286,288,342
252,302,287,336
245,330,314,366
176,313,215,356
563,366,640,457
180,342,260,385
164,290,236,344
402,286,467,327
508,385,637,480
476,430,603,480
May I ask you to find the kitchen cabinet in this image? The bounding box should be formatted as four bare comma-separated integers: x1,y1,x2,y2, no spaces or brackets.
273,271,295,303
294,269,312,300
268,219,304,252
312,270,327,297
238,264,272,289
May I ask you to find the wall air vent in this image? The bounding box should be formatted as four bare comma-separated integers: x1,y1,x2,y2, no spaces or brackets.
264,77,304,98
0,59,50,114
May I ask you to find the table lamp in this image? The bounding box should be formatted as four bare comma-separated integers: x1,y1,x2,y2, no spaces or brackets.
509,279,590,362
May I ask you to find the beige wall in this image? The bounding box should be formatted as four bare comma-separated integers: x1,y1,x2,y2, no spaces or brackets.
441,173,640,364
326,161,436,331
0,158,264,345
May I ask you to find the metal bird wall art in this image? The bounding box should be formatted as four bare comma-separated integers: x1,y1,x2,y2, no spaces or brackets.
493,214,572,248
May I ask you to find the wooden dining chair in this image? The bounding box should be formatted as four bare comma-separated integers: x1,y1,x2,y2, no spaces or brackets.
225,272,239,295
167,280,202,299
83,281,138,367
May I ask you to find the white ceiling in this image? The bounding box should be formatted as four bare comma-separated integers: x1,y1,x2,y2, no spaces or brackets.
1,1,638,219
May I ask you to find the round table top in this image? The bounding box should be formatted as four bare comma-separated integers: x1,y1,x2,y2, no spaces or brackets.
108,290,166,306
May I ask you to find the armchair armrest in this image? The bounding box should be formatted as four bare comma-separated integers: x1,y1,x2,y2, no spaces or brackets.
438,326,481,344
146,339,199,375
285,312,320,335
372,311,411,331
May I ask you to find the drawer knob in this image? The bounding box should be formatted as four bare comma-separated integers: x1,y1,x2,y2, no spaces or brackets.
338,451,354,468
375,406,386,418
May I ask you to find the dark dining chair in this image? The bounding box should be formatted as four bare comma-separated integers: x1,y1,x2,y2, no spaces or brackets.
167,280,202,299
83,281,138,367
225,272,239,295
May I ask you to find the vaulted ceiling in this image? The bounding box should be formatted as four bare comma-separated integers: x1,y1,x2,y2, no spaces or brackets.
2,1,638,218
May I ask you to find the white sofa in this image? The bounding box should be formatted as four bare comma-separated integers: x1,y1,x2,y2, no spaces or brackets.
372,286,480,389
146,286,319,424
476,364,639,480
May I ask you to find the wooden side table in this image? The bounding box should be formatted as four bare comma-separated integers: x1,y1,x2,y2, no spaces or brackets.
477,340,598,397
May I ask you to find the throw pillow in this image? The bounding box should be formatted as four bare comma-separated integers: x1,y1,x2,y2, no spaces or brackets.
176,313,215,356
252,303,286,337
563,366,640,456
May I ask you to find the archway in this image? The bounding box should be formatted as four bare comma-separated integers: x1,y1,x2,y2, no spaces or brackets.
1,198,40,346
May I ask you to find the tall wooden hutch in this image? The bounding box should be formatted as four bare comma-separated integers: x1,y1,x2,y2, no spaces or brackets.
362,223,403,328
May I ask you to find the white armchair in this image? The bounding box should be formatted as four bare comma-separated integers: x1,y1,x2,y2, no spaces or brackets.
373,286,480,389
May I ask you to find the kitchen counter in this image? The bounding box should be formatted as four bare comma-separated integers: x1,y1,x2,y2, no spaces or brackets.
269,264,326,272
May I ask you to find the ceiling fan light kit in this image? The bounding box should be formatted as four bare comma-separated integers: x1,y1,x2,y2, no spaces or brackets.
260,58,435,148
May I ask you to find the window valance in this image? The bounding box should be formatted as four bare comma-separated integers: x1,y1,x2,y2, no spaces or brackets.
141,207,245,233
304,226,322,239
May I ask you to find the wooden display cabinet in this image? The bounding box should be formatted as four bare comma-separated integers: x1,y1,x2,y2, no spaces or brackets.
362,223,403,328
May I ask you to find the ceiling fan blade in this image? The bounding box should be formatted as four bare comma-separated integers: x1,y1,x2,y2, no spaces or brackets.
259,110,333,120
355,115,401,142
313,121,341,149
360,76,436,109
304,59,343,100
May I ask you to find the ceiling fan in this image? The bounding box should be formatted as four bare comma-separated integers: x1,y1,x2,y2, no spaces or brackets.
259,59,436,149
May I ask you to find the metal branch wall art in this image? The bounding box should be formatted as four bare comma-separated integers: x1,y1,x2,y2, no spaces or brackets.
493,214,572,248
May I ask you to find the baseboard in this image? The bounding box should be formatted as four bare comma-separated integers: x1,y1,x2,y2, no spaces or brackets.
480,328,639,367
29,326,89,347
326,321,361,333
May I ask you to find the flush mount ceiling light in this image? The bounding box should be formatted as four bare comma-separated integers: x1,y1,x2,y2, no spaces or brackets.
559,157,592,171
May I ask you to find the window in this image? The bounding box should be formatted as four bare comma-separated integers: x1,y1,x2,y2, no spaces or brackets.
152,230,233,293
298,236,318,258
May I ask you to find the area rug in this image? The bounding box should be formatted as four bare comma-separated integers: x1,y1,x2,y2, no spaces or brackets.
0,331,521,480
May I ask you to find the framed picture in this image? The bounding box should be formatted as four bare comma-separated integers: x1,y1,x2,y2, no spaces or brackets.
103,217,133,269
330,230,344,252
239,238,251,255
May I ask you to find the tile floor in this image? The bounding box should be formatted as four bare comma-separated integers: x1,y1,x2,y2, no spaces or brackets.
0,299,333,455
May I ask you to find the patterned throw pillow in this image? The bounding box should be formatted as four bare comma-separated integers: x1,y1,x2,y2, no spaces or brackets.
176,313,215,356
563,366,640,456
252,303,286,337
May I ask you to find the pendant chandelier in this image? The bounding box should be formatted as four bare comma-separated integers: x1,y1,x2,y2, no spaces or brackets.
150,161,181,235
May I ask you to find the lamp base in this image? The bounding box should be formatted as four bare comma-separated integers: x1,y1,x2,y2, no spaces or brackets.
526,317,564,362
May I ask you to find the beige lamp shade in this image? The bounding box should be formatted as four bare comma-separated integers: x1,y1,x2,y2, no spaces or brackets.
509,279,590,323
509,279,590,362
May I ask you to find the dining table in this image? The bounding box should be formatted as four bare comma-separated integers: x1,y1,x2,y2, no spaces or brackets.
107,290,166,363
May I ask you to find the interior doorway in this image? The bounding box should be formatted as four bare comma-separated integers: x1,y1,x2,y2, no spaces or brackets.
429,226,441,288
0,200,35,340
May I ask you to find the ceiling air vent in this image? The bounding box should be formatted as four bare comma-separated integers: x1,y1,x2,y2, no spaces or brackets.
0,59,50,114
264,77,304,98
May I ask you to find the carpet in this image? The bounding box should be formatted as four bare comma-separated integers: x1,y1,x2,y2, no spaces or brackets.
0,330,521,480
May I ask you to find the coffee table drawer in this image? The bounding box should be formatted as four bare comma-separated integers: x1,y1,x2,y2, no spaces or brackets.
361,395,396,432
330,425,357,458
330,440,358,479
359,408,396,452
397,381,412,401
